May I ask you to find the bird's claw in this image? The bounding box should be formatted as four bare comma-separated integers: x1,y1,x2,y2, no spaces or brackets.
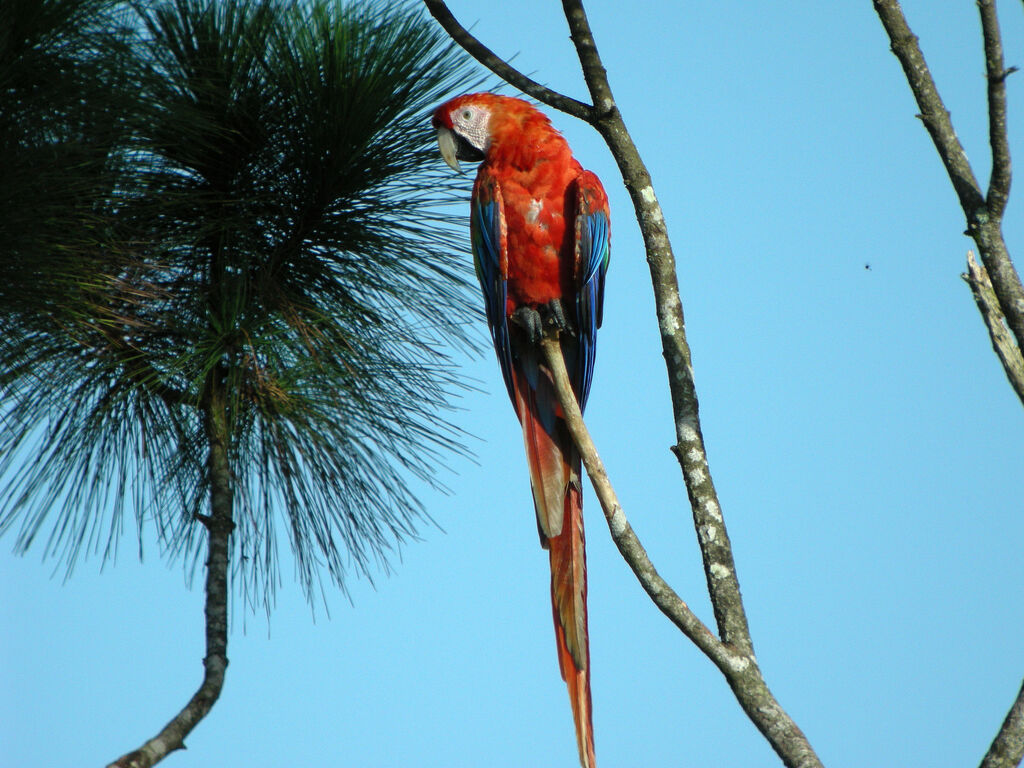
512,300,572,346
511,306,544,345
541,298,570,335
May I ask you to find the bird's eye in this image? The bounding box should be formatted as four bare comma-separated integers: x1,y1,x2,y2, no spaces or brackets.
461,109,473,121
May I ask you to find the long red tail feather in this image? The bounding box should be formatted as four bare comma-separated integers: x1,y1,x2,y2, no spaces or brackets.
514,357,596,768
550,484,595,768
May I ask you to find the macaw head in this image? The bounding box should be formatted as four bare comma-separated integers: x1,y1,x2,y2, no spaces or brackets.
432,94,493,172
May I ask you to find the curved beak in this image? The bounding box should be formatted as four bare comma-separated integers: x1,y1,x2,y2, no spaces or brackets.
436,126,461,173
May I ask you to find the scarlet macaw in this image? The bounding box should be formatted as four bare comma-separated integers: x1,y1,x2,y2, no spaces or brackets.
433,93,610,768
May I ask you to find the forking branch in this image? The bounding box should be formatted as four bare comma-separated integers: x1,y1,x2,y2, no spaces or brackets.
963,251,1024,404
871,5,1024,760
873,0,1024,409
539,331,818,765
424,1,822,765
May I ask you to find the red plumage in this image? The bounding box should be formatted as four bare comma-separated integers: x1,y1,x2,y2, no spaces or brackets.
434,94,609,768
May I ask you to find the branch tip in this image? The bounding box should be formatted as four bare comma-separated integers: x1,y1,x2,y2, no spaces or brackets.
962,251,1024,403
422,0,593,121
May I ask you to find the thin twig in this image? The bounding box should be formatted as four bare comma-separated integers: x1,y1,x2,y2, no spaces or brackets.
979,0,1014,218
873,0,1024,358
560,0,613,117
538,336,724,661
539,333,822,768
875,4,1024,764
979,677,1024,768
422,0,593,121
554,0,755,659
963,251,1024,406
872,0,986,214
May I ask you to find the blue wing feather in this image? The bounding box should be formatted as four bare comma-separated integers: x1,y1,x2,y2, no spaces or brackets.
470,174,516,406
573,172,611,413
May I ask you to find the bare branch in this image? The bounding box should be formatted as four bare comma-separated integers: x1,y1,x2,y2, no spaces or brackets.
107,388,234,768
872,5,1024,764
538,336,721,659
979,0,1014,218
560,0,614,117
539,332,823,768
873,0,1024,380
106,520,231,767
421,0,593,121
553,0,756,657
979,678,1024,768
963,252,1024,404
872,0,986,214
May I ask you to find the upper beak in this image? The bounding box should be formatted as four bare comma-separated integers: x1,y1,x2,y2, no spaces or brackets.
436,126,461,173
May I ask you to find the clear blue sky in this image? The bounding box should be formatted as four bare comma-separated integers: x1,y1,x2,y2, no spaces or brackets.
3,1,1024,766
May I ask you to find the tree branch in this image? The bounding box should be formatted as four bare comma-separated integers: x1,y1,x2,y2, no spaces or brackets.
979,678,1024,768
421,0,593,121
107,377,234,768
537,337,721,658
873,0,1024,363
427,2,824,765
963,251,1024,405
560,0,613,117
873,4,1024,765
979,0,1014,219
552,0,756,657
872,0,986,214
539,333,822,768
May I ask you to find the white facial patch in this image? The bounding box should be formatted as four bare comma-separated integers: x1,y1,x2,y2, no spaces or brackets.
526,198,543,224
452,105,492,154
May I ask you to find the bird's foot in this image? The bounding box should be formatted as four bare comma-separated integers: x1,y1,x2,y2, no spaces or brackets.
540,298,570,335
511,300,572,346
511,306,544,345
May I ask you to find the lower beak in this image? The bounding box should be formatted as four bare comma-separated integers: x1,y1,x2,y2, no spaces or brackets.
436,126,461,172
